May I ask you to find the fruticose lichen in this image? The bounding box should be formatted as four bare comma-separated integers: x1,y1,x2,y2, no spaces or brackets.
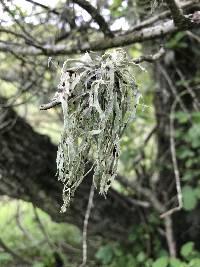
56,49,141,212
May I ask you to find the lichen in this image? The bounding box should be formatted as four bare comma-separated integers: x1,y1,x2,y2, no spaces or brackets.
56,49,142,212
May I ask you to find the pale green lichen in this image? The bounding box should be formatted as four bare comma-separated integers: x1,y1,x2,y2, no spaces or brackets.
56,49,141,212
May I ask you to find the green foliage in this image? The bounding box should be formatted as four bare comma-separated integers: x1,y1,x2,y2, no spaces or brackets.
96,242,200,267
166,32,188,49
180,242,200,266
182,186,197,211
96,244,114,265
181,242,194,258
152,257,169,267
175,111,200,212
169,258,183,267
56,49,142,211
0,200,80,267
110,0,124,17
95,220,200,267
95,243,149,267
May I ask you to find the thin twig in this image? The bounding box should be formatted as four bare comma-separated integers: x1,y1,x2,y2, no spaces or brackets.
160,98,183,218
165,0,197,28
159,64,189,115
16,203,34,241
118,175,164,213
186,30,200,43
0,237,31,265
165,0,184,24
164,215,177,257
24,0,60,15
118,174,178,256
39,99,61,110
175,66,200,111
39,48,165,112
122,0,199,34
32,205,55,249
133,47,165,64
79,183,95,267
72,0,113,37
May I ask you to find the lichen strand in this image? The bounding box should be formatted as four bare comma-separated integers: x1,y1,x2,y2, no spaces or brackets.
56,49,141,212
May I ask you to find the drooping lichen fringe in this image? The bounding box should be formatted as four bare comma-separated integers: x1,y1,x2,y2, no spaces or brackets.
56,49,142,212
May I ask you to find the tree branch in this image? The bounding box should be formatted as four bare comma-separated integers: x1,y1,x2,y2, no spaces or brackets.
0,20,177,55
0,5,199,57
160,95,183,218
0,0,198,57
0,237,31,265
39,48,165,112
165,0,184,24
133,47,165,64
165,0,199,28
72,0,113,37
164,216,177,257
39,99,61,110
79,183,94,267
24,0,59,15
127,0,199,33
118,176,165,213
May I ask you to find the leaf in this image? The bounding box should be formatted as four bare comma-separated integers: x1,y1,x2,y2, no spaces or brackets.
169,258,183,267
187,124,200,148
194,187,200,199
182,171,193,181
136,251,146,262
189,258,200,267
176,147,194,159
152,257,169,267
192,112,200,123
95,245,114,264
175,111,190,124
33,263,45,267
166,32,187,48
0,252,13,262
182,186,197,211
182,149,195,159
181,242,194,258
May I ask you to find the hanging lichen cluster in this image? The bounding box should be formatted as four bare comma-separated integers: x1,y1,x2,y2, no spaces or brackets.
56,49,141,212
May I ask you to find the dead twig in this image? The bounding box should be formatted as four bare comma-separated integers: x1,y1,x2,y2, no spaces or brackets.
79,183,95,267
160,96,183,218
16,203,34,241
133,47,165,64
32,206,55,249
39,99,61,110
0,237,31,265
164,215,177,257
118,176,177,257
39,48,165,112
